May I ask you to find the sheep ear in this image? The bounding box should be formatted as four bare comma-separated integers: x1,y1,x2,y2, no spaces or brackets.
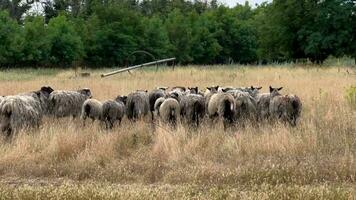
206,87,212,91
122,96,127,104
250,86,254,89
257,87,262,90
269,86,273,93
222,88,227,93
278,87,283,91
214,86,219,90
41,86,54,94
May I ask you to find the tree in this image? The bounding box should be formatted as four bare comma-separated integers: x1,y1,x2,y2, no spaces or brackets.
0,11,24,66
83,5,143,67
0,0,31,22
47,15,84,67
22,16,50,66
165,9,193,64
140,16,171,61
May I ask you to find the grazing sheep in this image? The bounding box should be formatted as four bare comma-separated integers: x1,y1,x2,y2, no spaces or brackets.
81,98,103,125
180,94,205,127
0,95,42,136
20,86,54,115
149,88,167,120
270,94,302,126
102,95,126,129
159,98,180,127
256,86,283,121
126,90,150,120
208,93,235,128
49,88,92,118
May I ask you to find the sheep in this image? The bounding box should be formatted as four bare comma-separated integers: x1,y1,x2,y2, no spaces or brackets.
154,97,166,117
186,87,198,94
49,88,92,118
126,90,150,121
256,86,283,121
19,86,54,115
102,95,127,129
149,87,167,120
204,86,219,113
227,89,257,122
207,92,235,128
81,98,103,125
159,98,180,128
270,94,302,126
180,93,205,127
0,96,4,104
0,95,42,136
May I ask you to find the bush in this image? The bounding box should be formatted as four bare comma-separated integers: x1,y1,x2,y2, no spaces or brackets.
345,86,356,109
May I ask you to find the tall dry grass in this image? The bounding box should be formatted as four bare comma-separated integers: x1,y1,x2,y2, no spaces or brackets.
0,65,355,198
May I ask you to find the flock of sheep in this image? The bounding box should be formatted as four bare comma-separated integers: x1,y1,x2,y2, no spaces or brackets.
0,84,302,136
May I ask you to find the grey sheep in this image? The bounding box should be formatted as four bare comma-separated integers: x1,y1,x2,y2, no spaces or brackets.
0,95,42,136
126,90,150,120
180,93,205,127
159,98,180,128
102,95,127,129
207,92,235,128
81,98,103,125
270,94,302,126
49,88,92,118
20,86,54,115
149,87,167,120
256,86,283,121
227,89,257,122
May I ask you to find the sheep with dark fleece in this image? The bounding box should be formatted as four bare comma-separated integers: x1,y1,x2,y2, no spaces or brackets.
49,88,92,118
207,92,235,128
126,90,150,121
0,95,42,136
270,94,302,126
149,87,167,120
256,86,283,121
180,93,205,127
102,95,127,129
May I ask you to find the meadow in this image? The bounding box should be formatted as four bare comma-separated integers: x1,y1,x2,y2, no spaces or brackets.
0,65,355,199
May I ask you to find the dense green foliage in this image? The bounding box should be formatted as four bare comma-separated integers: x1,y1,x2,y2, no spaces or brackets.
0,0,354,67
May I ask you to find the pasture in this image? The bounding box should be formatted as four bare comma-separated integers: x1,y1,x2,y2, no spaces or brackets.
0,65,355,199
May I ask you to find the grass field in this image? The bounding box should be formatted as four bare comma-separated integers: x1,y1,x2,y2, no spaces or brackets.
0,65,355,199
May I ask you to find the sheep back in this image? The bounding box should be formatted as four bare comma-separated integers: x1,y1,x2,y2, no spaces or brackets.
159,98,180,126
49,90,91,117
0,95,42,135
81,98,103,121
126,91,149,120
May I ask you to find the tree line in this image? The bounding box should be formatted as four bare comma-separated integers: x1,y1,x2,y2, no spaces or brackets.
0,0,355,68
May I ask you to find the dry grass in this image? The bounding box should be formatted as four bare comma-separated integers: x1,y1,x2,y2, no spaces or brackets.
0,65,355,199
